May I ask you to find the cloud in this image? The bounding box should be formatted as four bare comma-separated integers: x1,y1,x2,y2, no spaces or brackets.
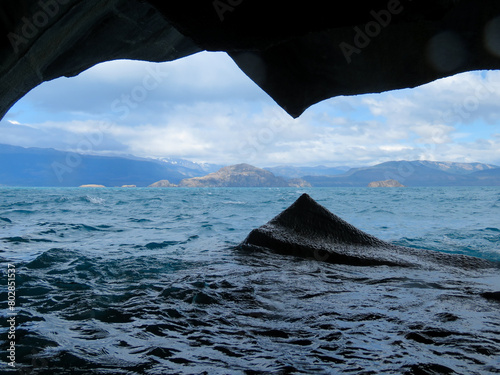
4,99,500,167
3,52,500,167
410,123,455,144
0,118,128,153
356,70,500,128
11,52,272,124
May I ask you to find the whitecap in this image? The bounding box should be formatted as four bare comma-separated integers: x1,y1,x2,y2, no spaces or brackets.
223,201,247,205
85,195,105,205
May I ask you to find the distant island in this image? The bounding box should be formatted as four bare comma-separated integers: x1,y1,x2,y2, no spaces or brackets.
304,160,500,187
79,184,105,188
368,179,405,187
150,164,311,188
149,180,177,187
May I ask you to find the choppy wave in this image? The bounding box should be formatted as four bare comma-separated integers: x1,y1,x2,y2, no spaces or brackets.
0,187,499,374
2,236,54,244
82,195,105,205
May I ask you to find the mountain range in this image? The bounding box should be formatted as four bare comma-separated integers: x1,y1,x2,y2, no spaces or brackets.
304,160,500,187
0,144,210,187
176,164,310,188
265,165,350,178
0,144,499,187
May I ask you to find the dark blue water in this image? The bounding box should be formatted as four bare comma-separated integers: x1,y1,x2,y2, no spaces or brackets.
1,187,499,374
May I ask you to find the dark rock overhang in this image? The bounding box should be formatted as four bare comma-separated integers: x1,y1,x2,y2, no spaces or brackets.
2,0,500,120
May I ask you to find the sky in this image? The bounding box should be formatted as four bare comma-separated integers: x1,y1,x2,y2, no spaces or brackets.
1,51,500,168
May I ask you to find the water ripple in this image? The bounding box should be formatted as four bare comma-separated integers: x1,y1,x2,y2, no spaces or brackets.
0,187,498,374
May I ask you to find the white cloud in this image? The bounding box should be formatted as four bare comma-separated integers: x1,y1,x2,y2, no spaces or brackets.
356,70,500,128
4,52,500,167
410,123,455,144
12,52,270,122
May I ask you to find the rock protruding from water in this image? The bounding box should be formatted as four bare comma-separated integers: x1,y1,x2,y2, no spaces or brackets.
241,193,494,270
481,291,500,302
368,179,405,187
178,164,290,187
149,180,177,187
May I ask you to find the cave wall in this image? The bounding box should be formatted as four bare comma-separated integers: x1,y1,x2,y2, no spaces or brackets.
0,0,201,120
1,0,500,119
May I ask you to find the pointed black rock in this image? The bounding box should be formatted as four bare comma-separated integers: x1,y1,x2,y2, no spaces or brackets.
480,291,500,302
241,193,494,269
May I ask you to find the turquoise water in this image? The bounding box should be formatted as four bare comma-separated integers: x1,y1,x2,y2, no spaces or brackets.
0,187,499,374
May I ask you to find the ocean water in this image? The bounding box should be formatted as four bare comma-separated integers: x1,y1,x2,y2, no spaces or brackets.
0,187,499,374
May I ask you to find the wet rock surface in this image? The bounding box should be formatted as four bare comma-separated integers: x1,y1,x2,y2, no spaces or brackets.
241,193,496,270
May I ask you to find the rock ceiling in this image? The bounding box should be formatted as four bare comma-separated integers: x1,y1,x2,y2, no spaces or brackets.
1,0,500,119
